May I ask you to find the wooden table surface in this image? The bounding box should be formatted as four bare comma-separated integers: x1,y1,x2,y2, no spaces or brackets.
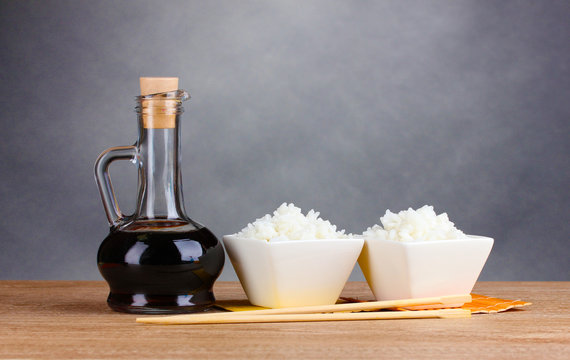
0,281,568,359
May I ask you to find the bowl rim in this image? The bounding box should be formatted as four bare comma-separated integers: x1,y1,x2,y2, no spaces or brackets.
361,234,493,246
222,234,364,246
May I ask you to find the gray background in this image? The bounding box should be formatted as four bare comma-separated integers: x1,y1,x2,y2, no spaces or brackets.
0,0,568,281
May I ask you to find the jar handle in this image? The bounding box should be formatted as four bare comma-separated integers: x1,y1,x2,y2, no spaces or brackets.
94,145,137,226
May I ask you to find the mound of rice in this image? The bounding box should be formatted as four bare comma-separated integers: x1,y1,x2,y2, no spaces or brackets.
235,203,348,242
363,205,467,242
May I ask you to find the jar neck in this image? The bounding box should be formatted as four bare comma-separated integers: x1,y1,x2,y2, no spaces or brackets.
134,110,189,221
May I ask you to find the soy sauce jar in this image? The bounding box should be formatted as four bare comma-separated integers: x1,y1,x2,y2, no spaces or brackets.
94,77,224,314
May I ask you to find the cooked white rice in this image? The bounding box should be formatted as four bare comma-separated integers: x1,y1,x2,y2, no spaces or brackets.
363,205,467,242
235,203,348,242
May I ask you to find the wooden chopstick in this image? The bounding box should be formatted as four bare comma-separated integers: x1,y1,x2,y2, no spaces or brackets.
137,309,470,324
136,294,471,325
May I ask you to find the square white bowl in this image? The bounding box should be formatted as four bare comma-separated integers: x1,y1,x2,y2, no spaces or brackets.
358,235,493,305
222,235,364,308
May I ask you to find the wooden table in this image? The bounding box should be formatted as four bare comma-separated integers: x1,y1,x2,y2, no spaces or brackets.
0,281,568,359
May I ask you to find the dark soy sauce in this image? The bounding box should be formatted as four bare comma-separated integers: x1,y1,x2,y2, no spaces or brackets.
97,221,225,314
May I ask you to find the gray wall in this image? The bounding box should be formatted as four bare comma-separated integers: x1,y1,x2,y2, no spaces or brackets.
0,0,568,281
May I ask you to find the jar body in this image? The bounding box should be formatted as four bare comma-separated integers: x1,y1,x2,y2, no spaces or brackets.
98,220,225,314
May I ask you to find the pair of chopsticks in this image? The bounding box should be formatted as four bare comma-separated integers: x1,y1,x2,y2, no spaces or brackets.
136,294,472,325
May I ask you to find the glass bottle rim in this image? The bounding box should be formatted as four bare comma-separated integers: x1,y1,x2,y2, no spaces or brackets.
136,89,190,101
135,90,189,115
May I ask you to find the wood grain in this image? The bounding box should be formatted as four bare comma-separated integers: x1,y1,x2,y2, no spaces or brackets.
0,281,568,359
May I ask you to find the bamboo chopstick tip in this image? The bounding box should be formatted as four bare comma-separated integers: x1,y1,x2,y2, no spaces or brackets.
438,309,472,319
136,317,160,324
440,294,472,305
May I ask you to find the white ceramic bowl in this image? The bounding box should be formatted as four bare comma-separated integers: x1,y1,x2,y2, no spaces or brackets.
222,235,364,308
358,235,493,306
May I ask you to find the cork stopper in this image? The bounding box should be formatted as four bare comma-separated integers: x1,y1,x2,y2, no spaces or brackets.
140,77,179,96
139,77,180,129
